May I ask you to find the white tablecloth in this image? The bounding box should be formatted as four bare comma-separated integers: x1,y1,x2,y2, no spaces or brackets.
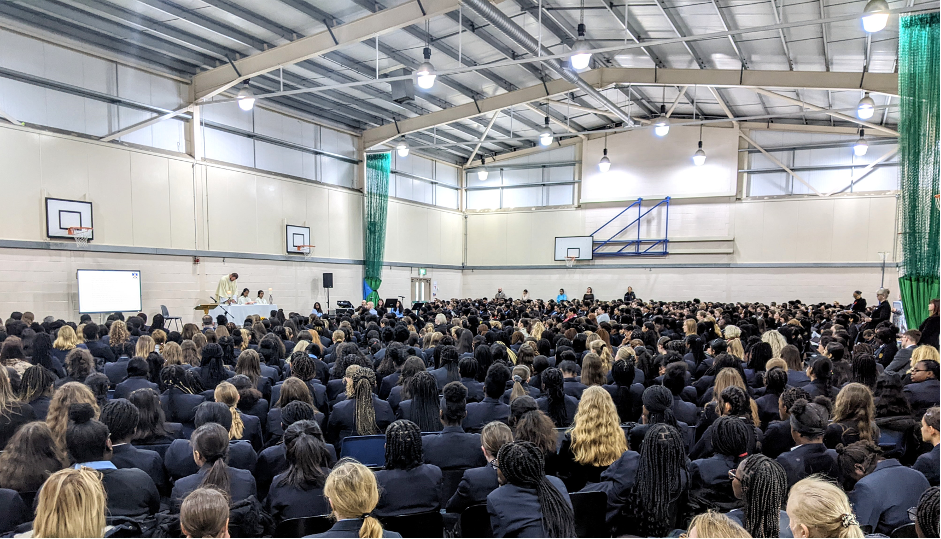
209,304,279,322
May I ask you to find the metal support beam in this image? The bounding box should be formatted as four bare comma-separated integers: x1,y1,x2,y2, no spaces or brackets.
100,105,192,142
754,88,899,136
740,132,824,196
464,112,501,166
0,105,23,126
835,149,899,193
192,0,461,100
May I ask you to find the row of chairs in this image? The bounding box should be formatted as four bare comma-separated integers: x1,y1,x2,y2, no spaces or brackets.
274,491,607,538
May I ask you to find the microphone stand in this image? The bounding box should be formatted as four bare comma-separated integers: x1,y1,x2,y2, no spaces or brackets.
210,296,233,322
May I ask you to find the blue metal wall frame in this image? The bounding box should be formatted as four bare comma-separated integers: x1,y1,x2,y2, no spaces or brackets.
591,197,671,257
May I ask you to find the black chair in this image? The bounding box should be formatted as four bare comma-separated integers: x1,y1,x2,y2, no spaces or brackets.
381,510,444,538
555,427,567,452
441,468,467,504
339,435,386,468
161,305,183,331
570,491,608,538
275,515,334,538
458,504,491,538
890,523,917,538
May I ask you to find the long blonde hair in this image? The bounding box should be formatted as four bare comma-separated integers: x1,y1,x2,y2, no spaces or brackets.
724,325,744,360
34,467,106,538
324,459,385,538
911,345,940,369
238,329,252,351
569,386,627,466
589,339,613,373
136,335,156,358
786,477,864,538
53,326,79,351
163,341,184,366
687,511,750,538
683,319,698,336
47,382,99,452
109,321,130,346
762,330,787,358
213,382,244,440
531,321,546,341
181,340,200,366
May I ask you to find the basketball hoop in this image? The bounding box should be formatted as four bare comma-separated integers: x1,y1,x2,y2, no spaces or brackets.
566,256,577,268
295,244,316,260
67,226,93,249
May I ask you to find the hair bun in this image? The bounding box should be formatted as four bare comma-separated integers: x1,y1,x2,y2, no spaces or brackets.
443,381,467,402
790,398,808,417
68,402,96,424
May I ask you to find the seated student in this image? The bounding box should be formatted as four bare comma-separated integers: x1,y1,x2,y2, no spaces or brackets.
18,365,55,421
387,357,426,413
915,487,940,538
914,407,940,487
536,368,579,428
423,382,487,474
726,454,791,538
66,403,160,518
558,387,628,492
755,366,788,429
377,343,408,400
215,381,263,450
0,421,64,507
164,402,258,481
602,358,644,424
558,360,587,399
837,440,930,535
273,353,328,414
686,512,750,538
429,345,462,391
661,362,698,425
100,398,166,494
458,357,484,403
0,488,29,535
464,364,512,432
104,343,136,385
488,441,575,538
180,488,230,539
690,386,761,460
160,365,207,433
824,382,880,449
396,370,443,432
256,401,336,499
628,385,691,450
804,357,837,399
776,398,841,489
306,459,403,538
446,421,513,513
265,420,332,524
170,423,257,512
0,367,34,449
113,357,158,399
689,416,751,513
83,323,115,366
762,386,810,459
267,377,325,441
786,476,865,538
129,387,185,446
373,420,443,516
501,366,541,404
326,365,394,446
27,467,109,538
905,358,940,416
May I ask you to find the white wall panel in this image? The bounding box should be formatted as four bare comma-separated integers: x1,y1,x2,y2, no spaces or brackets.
86,144,134,247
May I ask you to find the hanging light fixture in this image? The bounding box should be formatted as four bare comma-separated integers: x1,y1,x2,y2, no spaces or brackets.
237,81,255,111
477,155,489,180
854,129,869,156
693,141,706,166
653,87,670,136
861,0,890,32
569,2,591,70
539,116,553,146
396,138,409,157
857,92,876,119
598,132,610,172
415,47,436,89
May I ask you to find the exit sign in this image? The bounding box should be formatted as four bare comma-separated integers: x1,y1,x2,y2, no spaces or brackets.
418,268,427,275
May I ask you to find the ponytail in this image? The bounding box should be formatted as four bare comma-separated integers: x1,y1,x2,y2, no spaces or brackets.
228,404,244,440
281,423,328,490
510,366,530,403
213,381,244,440
360,515,383,538
192,423,232,495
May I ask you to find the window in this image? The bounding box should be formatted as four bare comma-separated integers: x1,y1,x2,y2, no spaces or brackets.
389,153,460,209
464,146,578,210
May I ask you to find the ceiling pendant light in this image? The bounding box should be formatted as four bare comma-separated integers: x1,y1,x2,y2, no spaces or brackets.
415,47,436,89
854,129,869,156
862,0,890,32
477,156,489,180
857,92,876,120
598,133,610,172
237,81,255,111
693,141,706,166
396,138,409,157
570,26,592,70
539,116,553,146
654,105,670,137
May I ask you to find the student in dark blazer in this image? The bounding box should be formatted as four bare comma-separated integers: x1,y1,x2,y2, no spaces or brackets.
113,357,159,399
0,488,29,535
914,407,940,486
501,367,542,404
164,402,258,481
266,377,326,442
775,398,840,489
487,441,575,538
761,386,810,459
82,323,115,365
100,398,167,494
688,416,748,511
577,448,641,526
304,460,402,538
459,358,485,402
66,403,160,519
265,420,332,524
325,367,394,446
423,382,487,497
904,360,940,415
160,365,207,432
837,440,930,535
171,423,257,513
463,364,511,432
373,420,443,516
559,361,587,399
446,421,513,513
256,402,337,500
105,355,132,385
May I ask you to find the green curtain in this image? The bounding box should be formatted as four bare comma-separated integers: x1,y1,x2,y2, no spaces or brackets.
898,12,940,330
364,153,391,305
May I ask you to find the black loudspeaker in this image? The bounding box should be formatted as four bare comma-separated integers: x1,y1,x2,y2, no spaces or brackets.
323,273,334,289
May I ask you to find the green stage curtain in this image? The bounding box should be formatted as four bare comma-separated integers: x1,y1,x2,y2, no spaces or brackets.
898,13,940,329
364,153,391,306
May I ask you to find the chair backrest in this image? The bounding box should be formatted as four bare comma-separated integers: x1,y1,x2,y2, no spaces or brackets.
555,427,567,452
380,510,443,538
440,468,466,503
459,503,492,538
890,523,917,538
570,491,608,538
161,305,170,317
275,515,333,538
339,435,387,467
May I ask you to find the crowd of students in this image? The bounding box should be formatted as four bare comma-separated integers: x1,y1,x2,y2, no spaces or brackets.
0,292,938,538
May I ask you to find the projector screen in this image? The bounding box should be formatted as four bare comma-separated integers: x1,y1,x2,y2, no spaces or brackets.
77,270,143,314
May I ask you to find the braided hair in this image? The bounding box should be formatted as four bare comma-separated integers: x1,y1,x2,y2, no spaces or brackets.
720,385,758,426
438,345,461,384
541,368,569,428
346,365,379,436
780,386,810,417
629,424,687,537
384,420,423,470
835,440,883,478
737,454,787,538
18,364,55,403
764,367,788,397
642,385,677,427
441,381,468,426
712,415,751,459
405,371,442,432
917,486,940,538
497,441,576,538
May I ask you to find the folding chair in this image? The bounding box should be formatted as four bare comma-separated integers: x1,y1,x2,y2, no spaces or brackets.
339,434,386,468
458,504,492,538
381,510,444,538
161,305,183,331
570,491,608,538
275,515,333,538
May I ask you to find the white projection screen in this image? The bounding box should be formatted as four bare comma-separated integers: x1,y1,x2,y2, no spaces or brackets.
77,270,143,314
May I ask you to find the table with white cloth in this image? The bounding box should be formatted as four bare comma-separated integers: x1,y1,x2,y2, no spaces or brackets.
209,304,278,323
